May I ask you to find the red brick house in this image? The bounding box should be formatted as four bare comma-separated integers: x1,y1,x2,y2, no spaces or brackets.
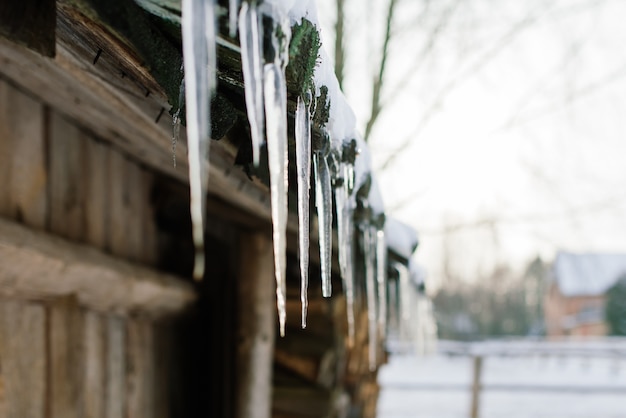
545,251,626,338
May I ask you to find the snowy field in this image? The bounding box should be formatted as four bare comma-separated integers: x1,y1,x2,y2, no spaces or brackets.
377,350,626,418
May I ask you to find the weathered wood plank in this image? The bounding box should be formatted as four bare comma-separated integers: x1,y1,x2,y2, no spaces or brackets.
8,84,46,228
49,111,86,241
0,350,5,418
106,316,126,418
84,138,110,250
108,150,130,257
140,169,159,266
0,36,303,237
0,80,47,227
237,233,275,418
84,311,107,418
0,217,196,316
49,297,85,418
152,321,172,418
126,318,155,418
126,161,144,263
0,300,46,418
274,348,337,389
272,387,332,418
0,80,10,217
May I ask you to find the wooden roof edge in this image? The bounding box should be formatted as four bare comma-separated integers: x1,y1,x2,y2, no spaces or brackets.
0,5,290,227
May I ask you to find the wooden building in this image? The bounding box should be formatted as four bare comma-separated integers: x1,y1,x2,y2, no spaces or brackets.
0,1,414,417
545,251,626,338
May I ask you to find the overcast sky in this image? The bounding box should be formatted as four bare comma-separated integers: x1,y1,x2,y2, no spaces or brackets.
318,0,626,288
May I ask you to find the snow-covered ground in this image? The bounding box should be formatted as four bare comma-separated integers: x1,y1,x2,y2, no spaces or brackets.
378,352,626,418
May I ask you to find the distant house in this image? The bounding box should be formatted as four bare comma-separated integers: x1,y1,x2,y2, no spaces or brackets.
545,251,626,338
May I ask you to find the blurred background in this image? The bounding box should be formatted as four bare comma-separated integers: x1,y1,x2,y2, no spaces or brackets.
316,0,626,416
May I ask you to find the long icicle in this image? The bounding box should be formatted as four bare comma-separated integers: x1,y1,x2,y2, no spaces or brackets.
181,0,216,281
397,262,412,346
314,143,333,298
344,195,356,346
264,15,291,337
228,0,240,38
295,91,312,328
364,225,378,370
376,228,387,340
335,163,355,345
171,65,185,168
239,2,265,166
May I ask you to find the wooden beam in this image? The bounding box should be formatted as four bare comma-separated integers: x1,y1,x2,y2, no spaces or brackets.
105,316,126,418
49,297,84,418
0,30,302,235
0,217,195,317
83,311,107,418
236,232,275,418
126,318,155,418
0,79,47,228
0,300,46,418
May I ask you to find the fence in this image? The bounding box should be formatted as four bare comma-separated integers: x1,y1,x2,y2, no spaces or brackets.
441,338,626,418
380,338,626,418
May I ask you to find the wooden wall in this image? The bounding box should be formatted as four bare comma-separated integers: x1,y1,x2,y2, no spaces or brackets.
0,78,186,418
0,78,158,266
0,298,171,418
0,75,386,418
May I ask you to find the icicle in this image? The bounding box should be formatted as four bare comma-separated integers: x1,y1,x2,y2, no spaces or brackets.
172,107,181,167
264,14,291,337
344,198,356,345
364,226,378,370
295,91,312,328
181,0,216,281
376,229,387,339
396,262,412,346
239,2,265,167
387,275,399,334
314,137,333,298
335,163,355,345
229,0,240,38
172,68,184,168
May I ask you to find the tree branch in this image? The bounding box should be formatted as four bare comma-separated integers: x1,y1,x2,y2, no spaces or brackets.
364,0,398,142
334,0,346,89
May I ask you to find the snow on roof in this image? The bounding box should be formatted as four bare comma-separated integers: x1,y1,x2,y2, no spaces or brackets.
408,258,426,287
284,2,380,215
553,251,626,297
385,218,419,261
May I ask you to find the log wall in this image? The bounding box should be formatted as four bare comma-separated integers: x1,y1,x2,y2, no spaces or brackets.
0,78,189,418
0,18,388,416
0,297,172,418
0,78,159,266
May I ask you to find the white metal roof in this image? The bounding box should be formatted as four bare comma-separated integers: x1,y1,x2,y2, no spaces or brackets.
553,251,626,297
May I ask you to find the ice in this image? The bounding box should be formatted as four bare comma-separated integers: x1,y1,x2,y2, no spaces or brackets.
364,225,378,371
181,0,216,281
263,13,291,337
344,202,356,344
314,136,333,298
171,68,184,168
335,161,356,344
171,107,181,167
239,2,265,167
295,92,312,328
396,262,412,342
228,0,239,38
376,228,387,339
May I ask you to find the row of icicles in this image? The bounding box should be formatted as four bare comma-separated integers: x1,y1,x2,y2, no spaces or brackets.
181,0,388,369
